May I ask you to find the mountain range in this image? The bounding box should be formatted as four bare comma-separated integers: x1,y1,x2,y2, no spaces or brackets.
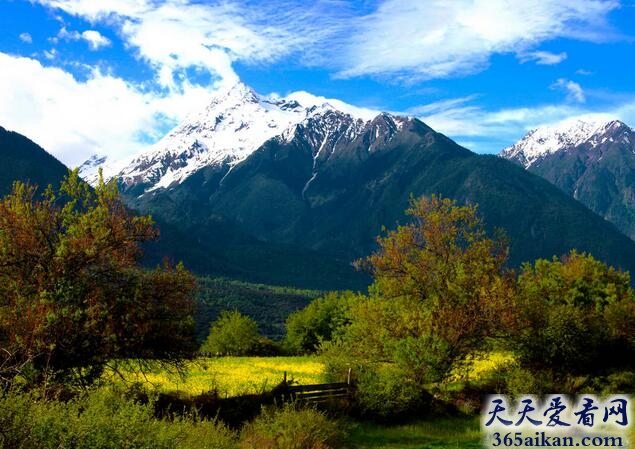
3,82,635,289
500,119,635,240
77,82,635,289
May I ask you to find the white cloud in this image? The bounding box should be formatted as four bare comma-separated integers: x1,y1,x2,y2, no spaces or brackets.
81,30,111,50
35,0,344,90
406,95,481,116
19,33,33,43
6,0,353,167
551,78,586,103
518,51,568,65
33,0,625,90
43,48,58,60
56,26,80,42
338,0,620,80
0,52,211,167
54,26,111,50
284,90,379,121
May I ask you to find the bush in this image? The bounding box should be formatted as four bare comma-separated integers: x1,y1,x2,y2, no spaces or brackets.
584,371,635,395
502,366,554,399
511,251,635,379
353,364,429,420
0,389,237,449
239,403,347,449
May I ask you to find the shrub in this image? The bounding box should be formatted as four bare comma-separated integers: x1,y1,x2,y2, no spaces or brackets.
0,389,237,449
353,364,429,420
511,251,635,379
239,403,347,449
502,366,554,399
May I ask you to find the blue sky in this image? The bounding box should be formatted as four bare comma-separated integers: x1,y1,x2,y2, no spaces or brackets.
0,0,634,167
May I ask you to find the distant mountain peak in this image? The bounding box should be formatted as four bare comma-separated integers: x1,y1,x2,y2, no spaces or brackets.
500,118,633,168
499,117,635,241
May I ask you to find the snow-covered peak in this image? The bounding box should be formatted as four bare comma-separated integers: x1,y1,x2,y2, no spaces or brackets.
83,81,379,192
500,118,632,168
78,154,107,180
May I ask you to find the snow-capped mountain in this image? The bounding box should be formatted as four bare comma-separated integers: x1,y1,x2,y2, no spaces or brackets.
80,82,378,193
500,119,633,168
500,118,635,241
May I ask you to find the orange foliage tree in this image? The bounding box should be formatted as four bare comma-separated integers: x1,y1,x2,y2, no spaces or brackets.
0,171,196,388
353,195,513,380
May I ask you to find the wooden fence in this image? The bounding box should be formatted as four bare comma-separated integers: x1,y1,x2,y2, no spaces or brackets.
281,369,353,404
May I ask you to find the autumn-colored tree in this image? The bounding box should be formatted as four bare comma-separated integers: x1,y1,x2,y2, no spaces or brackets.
323,196,514,416
355,195,512,377
0,171,197,387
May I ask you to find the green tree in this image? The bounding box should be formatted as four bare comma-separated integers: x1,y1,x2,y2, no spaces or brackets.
0,171,197,388
283,291,359,355
201,310,262,356
512,250,635,377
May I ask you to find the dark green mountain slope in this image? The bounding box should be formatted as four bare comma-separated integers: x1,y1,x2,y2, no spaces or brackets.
127,114,635,288
0,126,69,195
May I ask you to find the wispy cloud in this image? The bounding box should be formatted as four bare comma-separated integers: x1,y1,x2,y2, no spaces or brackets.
551,78,586,103
19,33,33,44
410,95,630,153
35,0,624,85
36,0,349,90
10,0,630,165
518,51,568,65
337,0,620,80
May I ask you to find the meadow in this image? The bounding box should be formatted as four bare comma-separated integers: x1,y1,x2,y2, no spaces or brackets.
8,353,635,449
105,352,513,399
105,356,326,397
101,355,488,448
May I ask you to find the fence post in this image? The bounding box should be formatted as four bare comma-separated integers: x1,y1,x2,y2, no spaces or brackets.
347,368,351,385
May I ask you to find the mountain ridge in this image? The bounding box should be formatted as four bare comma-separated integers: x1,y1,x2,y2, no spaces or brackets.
80,82,382,196
500,118,635,240
0,125,69,196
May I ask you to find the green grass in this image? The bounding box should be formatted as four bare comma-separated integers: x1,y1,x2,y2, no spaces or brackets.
105,356,326,397
347,416,482,449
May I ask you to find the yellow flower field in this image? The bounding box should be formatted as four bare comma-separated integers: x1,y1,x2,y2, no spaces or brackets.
105,356,325,397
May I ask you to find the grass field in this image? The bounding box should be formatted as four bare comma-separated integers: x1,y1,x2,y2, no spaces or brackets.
105,356,326,397
348,416,482,449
